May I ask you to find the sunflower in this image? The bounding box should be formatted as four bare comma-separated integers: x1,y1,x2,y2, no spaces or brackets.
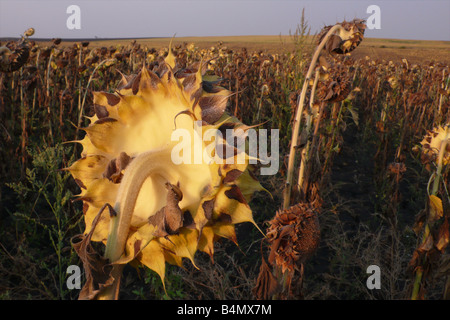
0,28,33,73
317,19,366,55
316,65,352,103
0,43,30,73
68,46,265,299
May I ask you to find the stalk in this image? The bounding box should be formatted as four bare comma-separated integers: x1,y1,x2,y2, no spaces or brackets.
437,72,448,123
411,126,449,300
283,24,346,210
322,102,344,175
31,50,39,119
98,148,175,300
45,48,55,145
76,59,114,139
297,69,320,196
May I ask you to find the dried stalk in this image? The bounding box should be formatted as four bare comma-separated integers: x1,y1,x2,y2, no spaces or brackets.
411,126,449,300
99,148,175,300
297,69,320,196
283,24,346,210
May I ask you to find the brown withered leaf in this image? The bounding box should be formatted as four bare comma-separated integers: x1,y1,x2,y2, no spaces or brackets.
413,209,427,235
198,95,228,124
253,255,280,300
71,203,115,300
418,234,434,253
103,152,132,183
268,224,294,266
324,34,343,54
435,218,449,252
148,182,184,237
407,249,423,275
318,54,331,70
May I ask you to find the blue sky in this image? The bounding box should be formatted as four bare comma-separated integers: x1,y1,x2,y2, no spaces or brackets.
0,0,449,41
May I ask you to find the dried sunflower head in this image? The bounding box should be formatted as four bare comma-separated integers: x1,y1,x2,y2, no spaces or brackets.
0,28,34,73
318,19,366,55
23,27,35,38
0,43,30,73
316,65,352,102
266,203,320,274
67,47,265,289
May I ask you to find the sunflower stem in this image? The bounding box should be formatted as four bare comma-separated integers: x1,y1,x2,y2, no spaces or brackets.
98,148,174,300
297,69,320,197
76,59,114,140
411,127,449,300
283,24,345,210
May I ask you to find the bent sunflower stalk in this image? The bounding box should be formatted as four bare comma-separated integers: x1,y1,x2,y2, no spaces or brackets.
256,19,365,299
411,125,450,300
67,45,265,300
283,20,365,209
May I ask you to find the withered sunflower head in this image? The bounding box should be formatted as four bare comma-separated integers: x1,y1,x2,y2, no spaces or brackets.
316,65,352,102
0,42,30,73
266,203,320,274
67,46,265,286
23,28,35,38
318,19,366,55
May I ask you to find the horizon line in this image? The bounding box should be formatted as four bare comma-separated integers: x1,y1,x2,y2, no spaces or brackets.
1,35,449,43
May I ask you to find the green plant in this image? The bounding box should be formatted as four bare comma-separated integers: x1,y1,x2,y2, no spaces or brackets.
4,143,82,299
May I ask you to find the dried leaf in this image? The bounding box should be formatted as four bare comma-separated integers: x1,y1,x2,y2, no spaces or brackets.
253,256,280,300
103,152,132,183
148,182,184,237
435,218,449,252
413,209,427,235
429,195,444,222
418,234,434,253
71,204,115,300
199,95,228,124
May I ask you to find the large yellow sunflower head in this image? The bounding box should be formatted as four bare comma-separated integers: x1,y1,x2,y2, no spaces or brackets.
67,46,265,293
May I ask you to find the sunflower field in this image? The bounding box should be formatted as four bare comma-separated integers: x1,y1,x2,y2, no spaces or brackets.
0,18,449,300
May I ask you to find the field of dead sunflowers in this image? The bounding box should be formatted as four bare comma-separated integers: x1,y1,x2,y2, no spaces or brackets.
0,18,449,300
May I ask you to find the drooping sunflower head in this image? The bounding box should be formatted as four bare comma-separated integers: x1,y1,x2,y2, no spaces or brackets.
317,19,366,55
68,46,265,288
316,65,352,103
266,203,320,274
